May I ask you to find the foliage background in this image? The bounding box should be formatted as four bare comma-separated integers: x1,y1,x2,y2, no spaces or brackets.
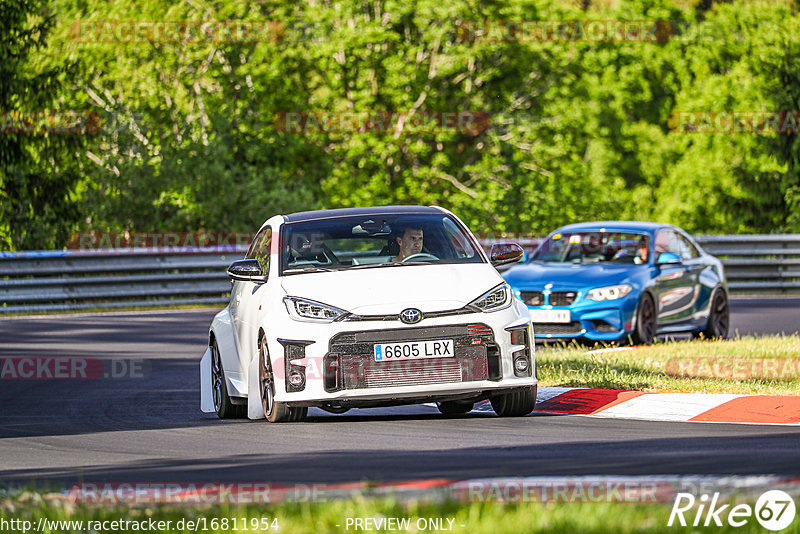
2,0,799,250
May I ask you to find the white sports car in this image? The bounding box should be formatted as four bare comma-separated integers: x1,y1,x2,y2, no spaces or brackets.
200,206,536,422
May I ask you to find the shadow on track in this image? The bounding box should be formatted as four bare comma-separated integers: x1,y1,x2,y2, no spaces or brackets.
3,431,800,487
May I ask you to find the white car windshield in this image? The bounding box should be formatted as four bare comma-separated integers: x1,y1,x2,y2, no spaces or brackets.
281,214,483,274
532,231,651,264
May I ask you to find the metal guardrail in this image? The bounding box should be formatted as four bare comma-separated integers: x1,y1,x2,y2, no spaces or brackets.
1,235,798,314
694,234,800,292
0,247,247,313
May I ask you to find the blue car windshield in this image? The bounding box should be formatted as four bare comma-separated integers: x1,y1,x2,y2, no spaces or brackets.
532,231,651,264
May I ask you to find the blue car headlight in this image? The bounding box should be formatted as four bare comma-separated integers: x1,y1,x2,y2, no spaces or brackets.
586,284,633,302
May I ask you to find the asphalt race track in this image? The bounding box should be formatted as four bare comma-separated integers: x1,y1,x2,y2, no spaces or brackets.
1,298,799,487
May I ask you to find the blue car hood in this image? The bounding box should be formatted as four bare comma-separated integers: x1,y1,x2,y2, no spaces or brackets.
503,262,642,290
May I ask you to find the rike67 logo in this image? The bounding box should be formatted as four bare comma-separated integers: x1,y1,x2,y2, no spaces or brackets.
669,490,796,530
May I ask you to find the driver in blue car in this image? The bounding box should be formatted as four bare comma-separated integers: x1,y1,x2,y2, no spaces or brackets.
392,227,424,262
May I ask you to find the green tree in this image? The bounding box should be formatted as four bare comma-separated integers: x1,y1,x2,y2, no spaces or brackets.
762,35,800,232
657,0,799,232
12,0,800,246
0,0,84,249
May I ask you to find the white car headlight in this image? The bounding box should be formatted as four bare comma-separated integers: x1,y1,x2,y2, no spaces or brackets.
586,284,633,302
284,297,348,322
469,283,512,312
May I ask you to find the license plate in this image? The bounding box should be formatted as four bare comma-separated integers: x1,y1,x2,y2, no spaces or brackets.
529,309,571,323
374,339,455,362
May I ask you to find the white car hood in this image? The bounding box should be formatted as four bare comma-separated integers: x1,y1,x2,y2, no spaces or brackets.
280,263,504,315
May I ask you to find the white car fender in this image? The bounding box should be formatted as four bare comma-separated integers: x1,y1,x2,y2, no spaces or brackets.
199,347,215,413
247,355,265,420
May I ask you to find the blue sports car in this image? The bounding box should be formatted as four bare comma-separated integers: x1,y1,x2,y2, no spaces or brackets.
502,222,729,344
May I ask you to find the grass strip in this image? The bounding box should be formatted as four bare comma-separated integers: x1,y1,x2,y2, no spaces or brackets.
2,492,798,534
537,335,800,394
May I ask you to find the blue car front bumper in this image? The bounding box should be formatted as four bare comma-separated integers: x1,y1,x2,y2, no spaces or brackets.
522,292,640,342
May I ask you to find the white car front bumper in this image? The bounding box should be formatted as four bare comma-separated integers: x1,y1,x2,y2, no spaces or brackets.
262,298,536,406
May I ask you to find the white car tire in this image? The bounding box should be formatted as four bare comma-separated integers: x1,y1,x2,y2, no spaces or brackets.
211,338,246,419
259,334,307,423
490,386,537,417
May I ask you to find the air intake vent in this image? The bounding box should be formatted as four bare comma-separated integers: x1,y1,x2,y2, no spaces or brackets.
364,360,463,388
535,322,583,335
467,324,493,336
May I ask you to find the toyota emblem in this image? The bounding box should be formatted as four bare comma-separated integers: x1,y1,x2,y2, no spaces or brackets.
400,308,422,324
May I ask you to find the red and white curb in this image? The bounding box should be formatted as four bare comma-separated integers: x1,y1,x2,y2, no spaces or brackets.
527,387,800,425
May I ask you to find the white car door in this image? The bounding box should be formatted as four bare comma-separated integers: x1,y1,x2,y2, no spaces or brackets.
232,226,273,367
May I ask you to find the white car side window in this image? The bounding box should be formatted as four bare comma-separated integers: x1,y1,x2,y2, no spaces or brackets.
442,218,474,259
246,226,271,276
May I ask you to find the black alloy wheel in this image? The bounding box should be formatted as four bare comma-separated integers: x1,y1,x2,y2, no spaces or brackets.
259,335,307,422
699,289,730,340
211,338,244,418
632,293,656,345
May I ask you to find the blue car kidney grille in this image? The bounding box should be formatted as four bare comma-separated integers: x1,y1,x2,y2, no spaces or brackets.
549,291,577,306
520,291,544,306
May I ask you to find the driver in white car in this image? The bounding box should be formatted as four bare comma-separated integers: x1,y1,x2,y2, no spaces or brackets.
392,226,424,262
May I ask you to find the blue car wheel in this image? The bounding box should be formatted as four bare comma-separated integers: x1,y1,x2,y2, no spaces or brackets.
696,288,730,340
632,293,656,345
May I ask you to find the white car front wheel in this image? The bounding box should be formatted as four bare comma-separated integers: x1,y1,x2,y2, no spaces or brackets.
490,386,537,417
259,334,307,423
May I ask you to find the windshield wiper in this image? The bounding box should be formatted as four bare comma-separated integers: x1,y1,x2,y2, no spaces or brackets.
350,261,405,270
283,266,337,274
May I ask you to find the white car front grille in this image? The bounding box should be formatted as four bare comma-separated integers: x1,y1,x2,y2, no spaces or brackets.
363,359,463,388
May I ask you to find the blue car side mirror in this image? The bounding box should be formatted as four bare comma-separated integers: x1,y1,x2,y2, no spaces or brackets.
656,252,682,265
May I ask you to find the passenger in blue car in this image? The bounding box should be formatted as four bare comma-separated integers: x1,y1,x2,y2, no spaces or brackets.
611,235,650,264
634,237,649,264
